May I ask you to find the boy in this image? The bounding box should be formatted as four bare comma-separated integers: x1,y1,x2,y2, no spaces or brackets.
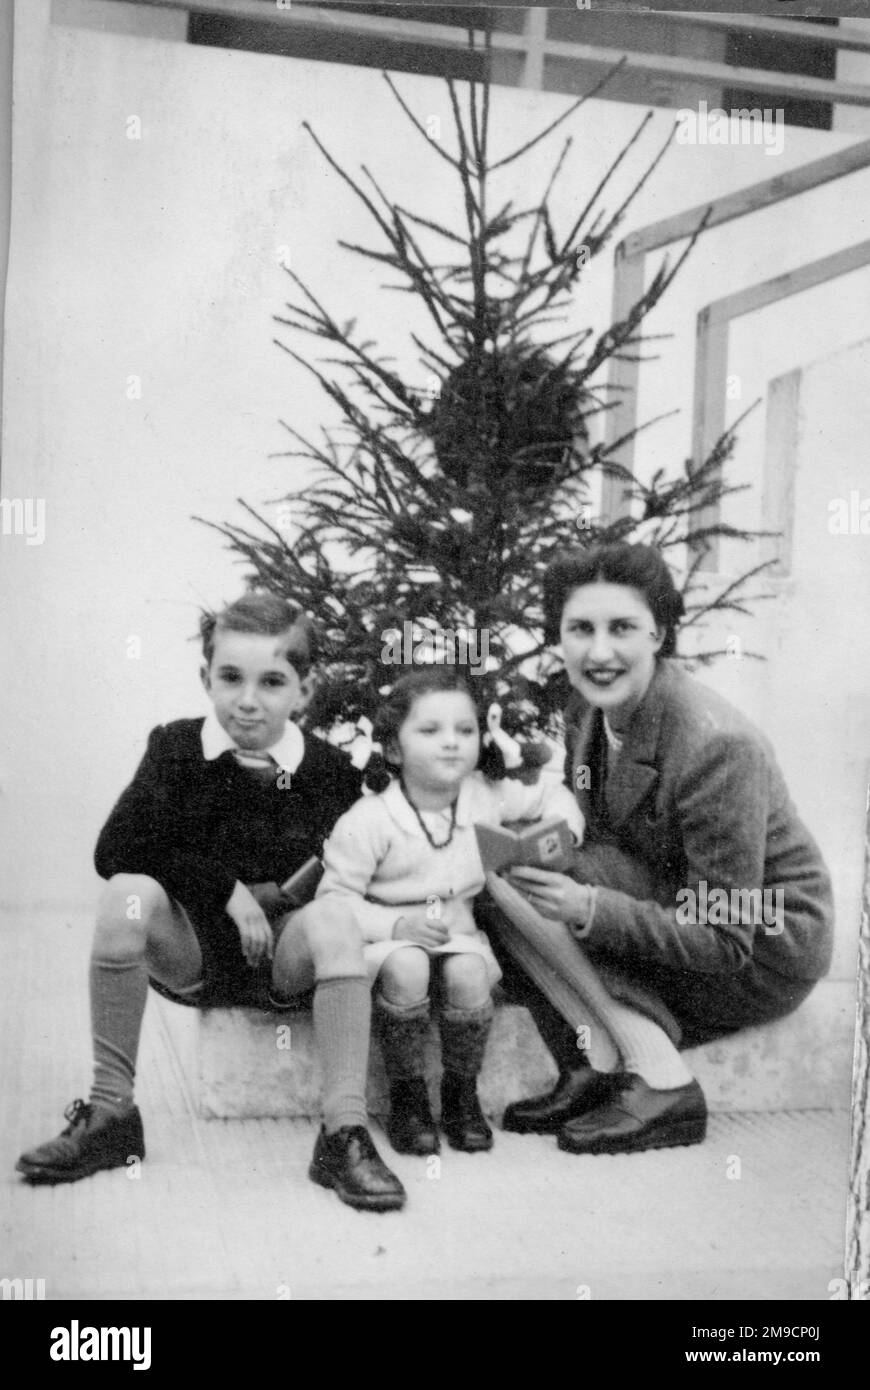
16,593,405,1212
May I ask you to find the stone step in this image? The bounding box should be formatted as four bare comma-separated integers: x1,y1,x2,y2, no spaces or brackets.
157,977,856,1120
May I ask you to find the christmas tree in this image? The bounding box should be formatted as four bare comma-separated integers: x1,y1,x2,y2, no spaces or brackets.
200,43,772,746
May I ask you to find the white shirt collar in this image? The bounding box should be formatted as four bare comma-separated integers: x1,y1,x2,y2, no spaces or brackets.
200,710,305,773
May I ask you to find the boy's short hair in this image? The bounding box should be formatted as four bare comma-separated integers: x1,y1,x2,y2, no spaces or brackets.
200,592,316,675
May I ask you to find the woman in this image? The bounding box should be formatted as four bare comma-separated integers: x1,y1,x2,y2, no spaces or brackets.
481,542,833,1155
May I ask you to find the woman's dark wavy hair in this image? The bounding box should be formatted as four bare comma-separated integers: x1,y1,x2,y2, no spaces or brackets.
543,542,684,658
364,665,506,792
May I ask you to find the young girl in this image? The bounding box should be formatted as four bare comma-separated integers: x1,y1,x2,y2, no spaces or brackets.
315,668,584,1157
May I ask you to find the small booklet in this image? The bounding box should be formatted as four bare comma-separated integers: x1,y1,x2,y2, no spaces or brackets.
278,856,325,910
474,818,575,874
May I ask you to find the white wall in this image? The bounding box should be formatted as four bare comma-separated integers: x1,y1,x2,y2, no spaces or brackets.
784,339,870,977
1,0,868,961
0,0,12,430
699,338,870,980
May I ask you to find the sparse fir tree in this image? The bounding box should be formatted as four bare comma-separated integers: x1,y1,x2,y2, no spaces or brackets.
199,41,773,747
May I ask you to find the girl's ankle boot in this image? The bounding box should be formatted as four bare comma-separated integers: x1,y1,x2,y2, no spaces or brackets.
440,1071,493,1152
375,996,439,1156
388,1077,439,1156
438,1003,494,1153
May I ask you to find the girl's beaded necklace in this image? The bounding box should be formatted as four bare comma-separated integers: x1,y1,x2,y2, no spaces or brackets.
399,776,458,850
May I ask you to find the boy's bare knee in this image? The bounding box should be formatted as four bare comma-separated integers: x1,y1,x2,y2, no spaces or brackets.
442,954,490,1008
378,947,430,1005
99,874,166,921
95,875,167,956
295,899,363,970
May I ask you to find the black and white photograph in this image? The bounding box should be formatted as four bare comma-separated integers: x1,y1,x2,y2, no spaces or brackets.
1,0,868,1322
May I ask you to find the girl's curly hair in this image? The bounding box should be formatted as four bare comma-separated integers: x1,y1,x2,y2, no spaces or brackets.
363,666,509,792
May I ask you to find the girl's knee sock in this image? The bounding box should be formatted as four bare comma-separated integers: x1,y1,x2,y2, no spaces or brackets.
439,1000,494,1078
89,955,150,1112
313,974,371,1134
375,995,430,1080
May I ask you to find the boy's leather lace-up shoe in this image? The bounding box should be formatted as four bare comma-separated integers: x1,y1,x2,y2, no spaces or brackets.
16,1099,145,1184
309,1125,406,1211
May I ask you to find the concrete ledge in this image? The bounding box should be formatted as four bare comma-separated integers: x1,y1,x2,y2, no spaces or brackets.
157,977,856,1120
188,1002,558,1121
687,980,855,1113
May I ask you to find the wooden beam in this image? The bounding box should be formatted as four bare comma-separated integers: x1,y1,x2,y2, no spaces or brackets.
542,36,870,108
127,0,870,58
614,0,862,15
690,305,729,571
521,6,547,92
760,368,801,576
622,137,870,258
600,247,646,525
607,136,870,544
606,0,855,14
131,0,303,21
126,0,527,50
671,12,870,55
706,237,870,326
691,237,870,569
123,4,870,107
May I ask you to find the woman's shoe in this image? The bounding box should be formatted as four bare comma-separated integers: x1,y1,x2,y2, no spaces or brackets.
557,1074,707,1154
502,1066,615,1134
440,1072,493,1153
387,1078,440,1156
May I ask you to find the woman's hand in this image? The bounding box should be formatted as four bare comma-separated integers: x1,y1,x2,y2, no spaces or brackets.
392,907,450,949
226,881,275,968
505,866,593,929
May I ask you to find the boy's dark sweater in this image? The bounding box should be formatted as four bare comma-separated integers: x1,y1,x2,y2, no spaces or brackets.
94,718,363,927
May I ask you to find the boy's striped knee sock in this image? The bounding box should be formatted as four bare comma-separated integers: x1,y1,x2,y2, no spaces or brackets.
88,955,149,1112
313,974,371,1134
